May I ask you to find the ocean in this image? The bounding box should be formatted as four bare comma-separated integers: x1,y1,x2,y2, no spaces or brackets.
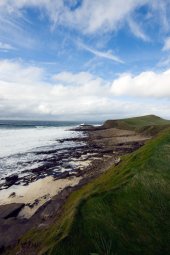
0,120,100,186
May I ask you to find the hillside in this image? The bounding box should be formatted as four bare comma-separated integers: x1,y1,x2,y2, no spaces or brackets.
12,123,170,255
102,115,170,135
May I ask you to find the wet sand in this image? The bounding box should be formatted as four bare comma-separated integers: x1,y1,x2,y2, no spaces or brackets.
0,176,82,218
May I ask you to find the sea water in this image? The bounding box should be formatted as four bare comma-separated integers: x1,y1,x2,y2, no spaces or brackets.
0,120,87,181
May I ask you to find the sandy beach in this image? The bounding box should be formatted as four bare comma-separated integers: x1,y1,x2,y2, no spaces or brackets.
0,176,82,218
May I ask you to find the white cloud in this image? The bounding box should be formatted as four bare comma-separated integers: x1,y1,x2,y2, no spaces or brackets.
151,1,170,33
0,12,36,49
0,0,151,37
111,70,170,98
66,0,148,34
0,59,170,120
0,42,15,51
128,18,150,42
163,37,170,51
157,56,170,67
77,41,124,64
53,71,96,85
0,60,43,83
0,60,111,119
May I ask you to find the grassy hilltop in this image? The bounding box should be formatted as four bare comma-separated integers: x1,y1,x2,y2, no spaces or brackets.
10,115,170,255
102,114,170,135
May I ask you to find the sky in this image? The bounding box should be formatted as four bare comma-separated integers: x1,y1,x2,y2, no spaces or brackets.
0,0,170,121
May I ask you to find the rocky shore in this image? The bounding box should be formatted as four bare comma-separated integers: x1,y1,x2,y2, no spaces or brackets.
0,124,149,251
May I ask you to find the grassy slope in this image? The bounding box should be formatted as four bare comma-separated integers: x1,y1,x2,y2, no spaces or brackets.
103,115,170,135
15,123,170,255
47,128,170,255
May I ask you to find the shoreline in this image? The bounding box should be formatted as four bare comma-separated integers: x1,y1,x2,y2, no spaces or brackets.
0,155,118,250
0,175,82,218
0,125,149,249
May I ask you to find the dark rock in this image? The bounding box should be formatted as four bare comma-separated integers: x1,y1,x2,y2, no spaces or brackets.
56,172,70,179
15,181,21,185
57,137,88,143
5,174,18,186
26,199,40,209
23,182,29,186
8,192,16,198
0,203,25,219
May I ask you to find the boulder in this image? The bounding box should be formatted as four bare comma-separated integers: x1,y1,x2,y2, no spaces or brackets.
5,174,18,186
0,203,25,219
8,192,16,198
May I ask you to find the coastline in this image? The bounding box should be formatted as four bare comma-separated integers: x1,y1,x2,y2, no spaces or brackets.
0,176,82,218
0,124,149,249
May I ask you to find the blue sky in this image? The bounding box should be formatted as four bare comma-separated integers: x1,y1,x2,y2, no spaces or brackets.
0,0,170,121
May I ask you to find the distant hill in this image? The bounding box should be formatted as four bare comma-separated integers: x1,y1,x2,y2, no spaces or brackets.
103,114,170,129
102,114,170,135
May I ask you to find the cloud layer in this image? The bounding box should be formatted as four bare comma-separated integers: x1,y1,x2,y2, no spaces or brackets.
0,60,169,120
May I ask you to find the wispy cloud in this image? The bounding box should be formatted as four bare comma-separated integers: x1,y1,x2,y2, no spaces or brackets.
128,18,150,42
0,10,36,49
78,41,124,64
162,37,170,51
0,41,15,51
0,0,169,47
151,1,170,33
157,54,170,68
0,0,155,37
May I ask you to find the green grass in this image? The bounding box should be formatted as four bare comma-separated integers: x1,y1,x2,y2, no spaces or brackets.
13,127,170,255
103,115,170,134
